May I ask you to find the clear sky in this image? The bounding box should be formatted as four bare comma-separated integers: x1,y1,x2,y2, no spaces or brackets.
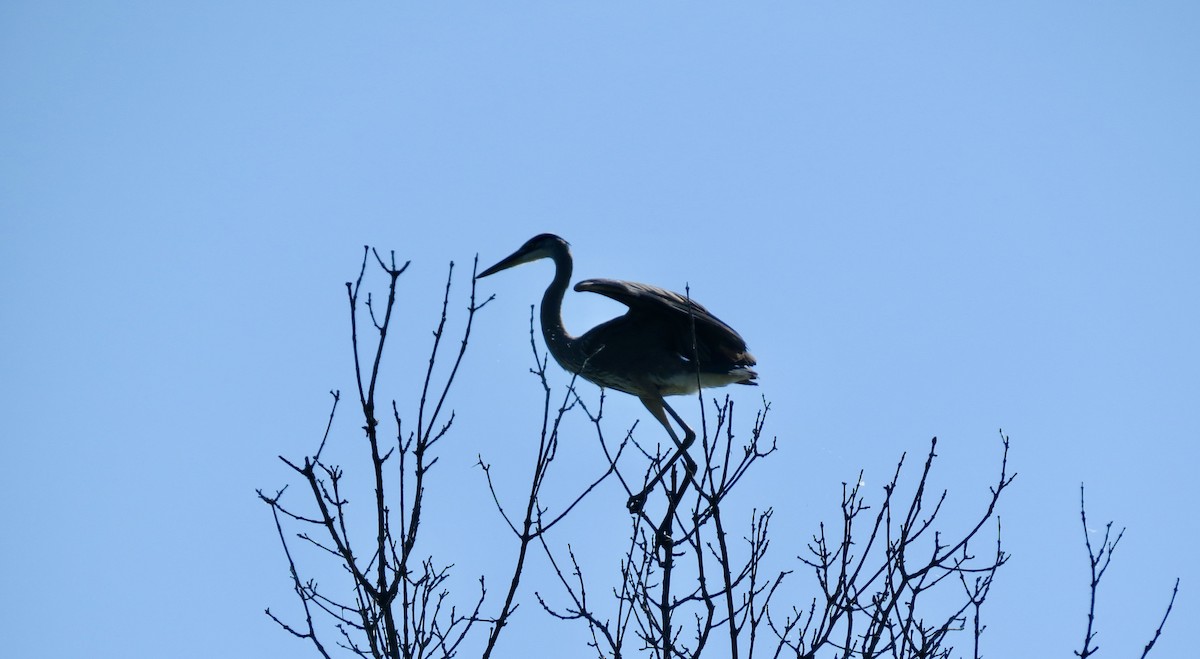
2,2,1197,657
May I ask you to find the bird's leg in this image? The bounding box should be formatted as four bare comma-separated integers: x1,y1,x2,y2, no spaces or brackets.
627,395,698,514
660,399,699,474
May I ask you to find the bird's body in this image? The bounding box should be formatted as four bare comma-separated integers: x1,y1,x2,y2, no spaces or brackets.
477,233,757,512
567,279,757,397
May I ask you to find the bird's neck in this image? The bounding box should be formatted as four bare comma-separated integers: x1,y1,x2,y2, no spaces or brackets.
541,246,578,369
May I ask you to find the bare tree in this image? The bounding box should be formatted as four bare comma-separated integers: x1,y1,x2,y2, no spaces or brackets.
260,247,506,658
534,390,780,659
262,247,1178,659
770,435,1012,659
1075,486,1179,659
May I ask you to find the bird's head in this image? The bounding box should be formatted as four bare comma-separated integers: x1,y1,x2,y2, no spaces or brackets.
477,233,570,279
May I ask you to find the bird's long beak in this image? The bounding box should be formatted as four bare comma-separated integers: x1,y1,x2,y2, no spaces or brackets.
477,246,534,279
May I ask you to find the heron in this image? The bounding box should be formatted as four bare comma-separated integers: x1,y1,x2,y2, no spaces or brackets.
476,233,758,513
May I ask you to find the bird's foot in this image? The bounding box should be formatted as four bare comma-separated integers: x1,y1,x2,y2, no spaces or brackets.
655,527,674,549
683,456,698,478
627,491,648,514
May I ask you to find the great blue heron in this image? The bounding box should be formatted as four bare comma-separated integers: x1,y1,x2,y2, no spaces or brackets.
477,233,758,513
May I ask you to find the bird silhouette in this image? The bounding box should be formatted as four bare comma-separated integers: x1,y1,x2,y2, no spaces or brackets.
477,233,757,512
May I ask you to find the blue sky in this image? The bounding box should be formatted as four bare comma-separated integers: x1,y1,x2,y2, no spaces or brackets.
2,2,1197,657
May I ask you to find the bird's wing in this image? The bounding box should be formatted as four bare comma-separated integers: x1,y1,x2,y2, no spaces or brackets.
574,278,753,362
